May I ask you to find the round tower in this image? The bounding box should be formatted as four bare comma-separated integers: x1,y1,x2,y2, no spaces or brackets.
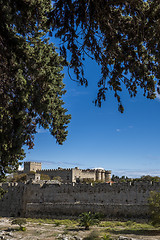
105,170,112,182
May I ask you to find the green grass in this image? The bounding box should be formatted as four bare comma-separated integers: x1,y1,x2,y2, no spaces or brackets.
4,217,160,240
27,218,55,224
84,230,100,240
99,220,155,229
27,218,158,229
99,220,160,237
53,219,78,227
27,218,78,227
27,217,160,238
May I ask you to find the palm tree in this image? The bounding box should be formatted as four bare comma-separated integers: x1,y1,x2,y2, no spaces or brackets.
79,212,99,230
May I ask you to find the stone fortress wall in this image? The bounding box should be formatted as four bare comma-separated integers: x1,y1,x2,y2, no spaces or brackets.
1,162,159,219
0,180,160,219
23,162,42,173
23,162,112,183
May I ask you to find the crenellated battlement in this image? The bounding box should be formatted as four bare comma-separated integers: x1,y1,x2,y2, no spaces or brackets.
0,180,160,219
3,162,156,219
1,180,160,189
40,168,73,172
22,162,112,183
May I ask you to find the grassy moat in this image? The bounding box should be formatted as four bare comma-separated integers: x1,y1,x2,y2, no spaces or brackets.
1,217,160,240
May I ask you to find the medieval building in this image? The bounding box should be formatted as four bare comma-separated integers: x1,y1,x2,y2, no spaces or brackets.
23,162,111,183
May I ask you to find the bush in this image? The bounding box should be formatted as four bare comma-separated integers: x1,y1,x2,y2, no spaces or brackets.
84,231,100,240
40,174,51,180
10,174,27,182
0,187,6,199
52,176,62,182
102,234,112,240
149,191,160,226
12,218,27,231
79,212,100,230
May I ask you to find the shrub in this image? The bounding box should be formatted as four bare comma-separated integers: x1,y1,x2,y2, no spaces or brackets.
149,191,160,226
52,176,62,182
40,174,51,180
54,220,61,226
12,218,27,231
11,174,27,182
102,234,112,240
79,212,100,230
84,230,100,240
0,187,6,199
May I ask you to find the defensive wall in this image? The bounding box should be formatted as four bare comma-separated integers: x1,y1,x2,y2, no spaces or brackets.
0,181,160,219
37,168,73,183
24,162,41,173
23,162,112,183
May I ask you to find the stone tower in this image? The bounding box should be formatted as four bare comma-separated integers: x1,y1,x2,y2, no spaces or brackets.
24,162,42,173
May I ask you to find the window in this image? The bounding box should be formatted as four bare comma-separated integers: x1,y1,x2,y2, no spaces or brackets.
67,176,69,180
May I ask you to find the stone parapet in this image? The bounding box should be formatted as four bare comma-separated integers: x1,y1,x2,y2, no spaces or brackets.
0,181,159,218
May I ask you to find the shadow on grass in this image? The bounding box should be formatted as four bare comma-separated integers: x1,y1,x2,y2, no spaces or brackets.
5,227,27,232
67,227,85,232
4,228,16,232
110,229,160,236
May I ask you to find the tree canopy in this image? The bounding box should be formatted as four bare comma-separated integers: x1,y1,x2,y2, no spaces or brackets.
1,0,160,179
50,0,160,112
0,0,71,179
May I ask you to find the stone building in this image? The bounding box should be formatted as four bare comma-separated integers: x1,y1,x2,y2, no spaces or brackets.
24,162,42,173
23,162,111,183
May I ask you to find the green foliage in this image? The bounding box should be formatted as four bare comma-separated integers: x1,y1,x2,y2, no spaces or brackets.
0,187,6,199
80,178,95,184
0,174,7,198
40,174,51,181
2,0,160,180
111,174,160,183
19,226,26,231
52,176,62,182
28,218,55,224
79,212,100,230
111,175,132,183
19,217,159,239
125,220,134,226
139,175,160,182
50,0,160,112
54,220,61,227
0,0,71,180
53,219,78,227
102,234,112,240
84,230,100,240
133,175,160,182
9,173,27,182
27,218,78,227
149,191,160,227
12,218,27,231
99,220,155,232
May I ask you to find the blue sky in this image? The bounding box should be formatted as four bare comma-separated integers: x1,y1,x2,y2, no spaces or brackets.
23,54,160,178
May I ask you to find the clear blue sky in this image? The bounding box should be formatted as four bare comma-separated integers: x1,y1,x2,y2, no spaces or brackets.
23,52,160,178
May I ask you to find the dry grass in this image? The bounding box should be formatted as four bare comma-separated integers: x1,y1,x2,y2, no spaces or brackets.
0,217,160,240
